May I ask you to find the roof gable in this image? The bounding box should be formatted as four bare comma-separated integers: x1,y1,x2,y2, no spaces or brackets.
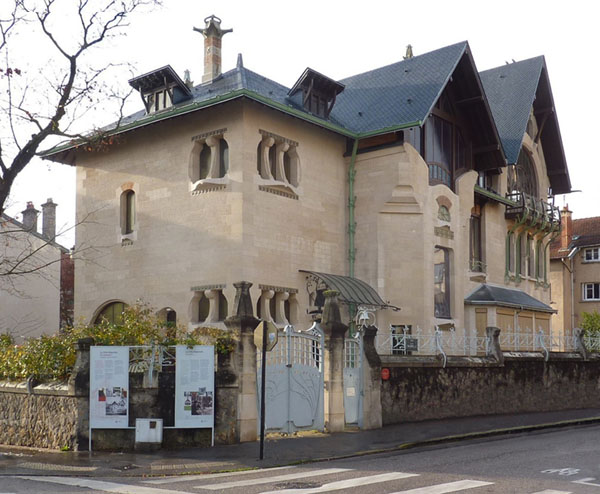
480,57,570,193
331,42,468,133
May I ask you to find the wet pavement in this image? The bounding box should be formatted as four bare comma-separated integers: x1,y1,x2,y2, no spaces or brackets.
1,408,599,478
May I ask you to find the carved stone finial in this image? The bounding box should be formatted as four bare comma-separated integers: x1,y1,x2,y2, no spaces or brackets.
485,326,504,365
231,281,254,318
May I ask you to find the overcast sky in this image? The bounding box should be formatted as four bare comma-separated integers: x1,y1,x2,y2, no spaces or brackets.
6,0,600,246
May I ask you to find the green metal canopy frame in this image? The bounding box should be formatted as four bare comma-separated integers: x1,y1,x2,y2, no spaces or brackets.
300,270,400,310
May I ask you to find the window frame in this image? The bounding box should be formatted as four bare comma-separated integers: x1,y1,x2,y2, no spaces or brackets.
584,247,600,262
583,282,600,301
434,246,451,319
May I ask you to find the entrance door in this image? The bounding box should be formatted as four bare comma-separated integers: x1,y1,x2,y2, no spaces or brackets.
343,336,362,426
257,323,324,433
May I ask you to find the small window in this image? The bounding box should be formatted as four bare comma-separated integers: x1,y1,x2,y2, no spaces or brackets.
434,246,451,319
583,283,600,301
219,139,229,177
256,133,300,188
199,144,211,180
507,232,515,273
94,301,127,325
198,295,210,322
536,240,544,279
584,248,600,262
120,190,135,235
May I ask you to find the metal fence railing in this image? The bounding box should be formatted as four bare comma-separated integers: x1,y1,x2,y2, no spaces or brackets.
376,325,600,360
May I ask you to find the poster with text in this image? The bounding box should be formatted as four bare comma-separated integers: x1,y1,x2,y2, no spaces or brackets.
175,345,215,428
90,346,129,428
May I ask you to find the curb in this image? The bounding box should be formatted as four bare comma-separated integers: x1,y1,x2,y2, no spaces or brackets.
3,416,600,478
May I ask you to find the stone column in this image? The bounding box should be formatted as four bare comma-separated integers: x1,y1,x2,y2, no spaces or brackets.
321,291,347,433
361,325,382,430
224,281,259,443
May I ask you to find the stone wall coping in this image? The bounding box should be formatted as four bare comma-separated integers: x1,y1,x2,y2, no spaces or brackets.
380,355,500,368
0,380,72,396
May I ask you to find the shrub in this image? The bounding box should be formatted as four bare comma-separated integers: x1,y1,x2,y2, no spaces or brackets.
0,302,236,382
581,311,600,336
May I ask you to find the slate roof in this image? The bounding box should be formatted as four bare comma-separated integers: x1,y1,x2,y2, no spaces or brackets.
550,216,600,259
480,57,542,165
330,41,468,133
480,57,570,193
465,284,555,313
42,39,567,190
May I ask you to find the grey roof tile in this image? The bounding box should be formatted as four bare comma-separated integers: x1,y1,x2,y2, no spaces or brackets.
479,57,544,165
465,284,555,313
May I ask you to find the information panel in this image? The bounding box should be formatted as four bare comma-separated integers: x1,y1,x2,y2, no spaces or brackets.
175,345,215,428
90,346,129,428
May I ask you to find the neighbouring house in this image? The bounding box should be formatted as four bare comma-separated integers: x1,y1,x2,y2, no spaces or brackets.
0,199,74,341
42,16,570,346
550,208,600,333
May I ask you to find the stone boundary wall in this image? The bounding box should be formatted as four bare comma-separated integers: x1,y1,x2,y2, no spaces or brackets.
380,353,600,425
0,381,84,450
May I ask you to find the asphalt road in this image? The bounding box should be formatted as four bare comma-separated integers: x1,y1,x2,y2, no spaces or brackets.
3,424,600,493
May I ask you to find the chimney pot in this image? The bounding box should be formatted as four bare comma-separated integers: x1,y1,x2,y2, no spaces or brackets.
560,205,572,250
193,15,232,84
21,201,39,232
42,198,57,240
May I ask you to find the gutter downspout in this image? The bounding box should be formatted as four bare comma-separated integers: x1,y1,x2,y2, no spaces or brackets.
567,246,579,331
348,139,359,278
348,139,359,335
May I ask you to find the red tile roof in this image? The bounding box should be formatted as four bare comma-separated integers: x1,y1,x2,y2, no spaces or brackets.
550,216,600,259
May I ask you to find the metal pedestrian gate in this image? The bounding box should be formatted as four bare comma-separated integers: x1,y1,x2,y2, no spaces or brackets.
257,323,324,433
343,336,363,426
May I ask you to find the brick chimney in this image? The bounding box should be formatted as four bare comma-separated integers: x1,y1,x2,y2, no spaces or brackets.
560,204,572,250
21,202,39,232
193,15,232,83
42,198,57,240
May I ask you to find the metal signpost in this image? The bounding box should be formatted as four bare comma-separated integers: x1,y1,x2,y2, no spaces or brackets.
254,320,278,460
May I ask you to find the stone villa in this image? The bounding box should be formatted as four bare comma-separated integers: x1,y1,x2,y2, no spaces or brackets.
43,16,571,342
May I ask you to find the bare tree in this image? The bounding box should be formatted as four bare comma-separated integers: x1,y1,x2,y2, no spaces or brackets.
0,0,161,216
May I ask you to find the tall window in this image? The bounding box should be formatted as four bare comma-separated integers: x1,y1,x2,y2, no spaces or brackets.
120,190,135,235
583,283,600,301
434,246,451,318
469,215,483,272
507,232,515,273
507,148,538,198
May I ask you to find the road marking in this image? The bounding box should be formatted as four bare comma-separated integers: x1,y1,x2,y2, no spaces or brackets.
260,472,419,494
16,476,197,494
145,465,294,484
574,477,600,486
388,479,494,494
531,490,573,493
194,467,351,490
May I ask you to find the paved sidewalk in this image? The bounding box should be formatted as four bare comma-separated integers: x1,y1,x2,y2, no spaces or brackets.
1,408,600,478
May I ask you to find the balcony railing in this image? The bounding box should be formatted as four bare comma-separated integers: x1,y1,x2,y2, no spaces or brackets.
505,191,560,231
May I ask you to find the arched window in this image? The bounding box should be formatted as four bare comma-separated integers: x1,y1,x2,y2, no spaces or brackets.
507,148,538,198
120,190,135,235
198,295,210,322
94,301,127,325
256,132,300,188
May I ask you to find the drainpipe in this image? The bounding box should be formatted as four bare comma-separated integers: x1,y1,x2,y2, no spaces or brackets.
348,139,359,278
348,139,359,335
567,246,579,330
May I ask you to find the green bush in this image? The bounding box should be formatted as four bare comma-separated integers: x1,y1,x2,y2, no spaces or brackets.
0,302,236,382
581,311,600,336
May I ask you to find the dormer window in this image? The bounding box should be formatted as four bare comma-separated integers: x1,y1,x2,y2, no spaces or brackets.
288,68,344,119
129,65,192,115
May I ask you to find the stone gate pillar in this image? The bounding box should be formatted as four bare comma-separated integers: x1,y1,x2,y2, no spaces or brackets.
321,291,347,432
361,325,382,429
224,281,259,443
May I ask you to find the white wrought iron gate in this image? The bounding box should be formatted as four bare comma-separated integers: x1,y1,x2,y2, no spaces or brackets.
343,335,362,426
257,324,324,433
